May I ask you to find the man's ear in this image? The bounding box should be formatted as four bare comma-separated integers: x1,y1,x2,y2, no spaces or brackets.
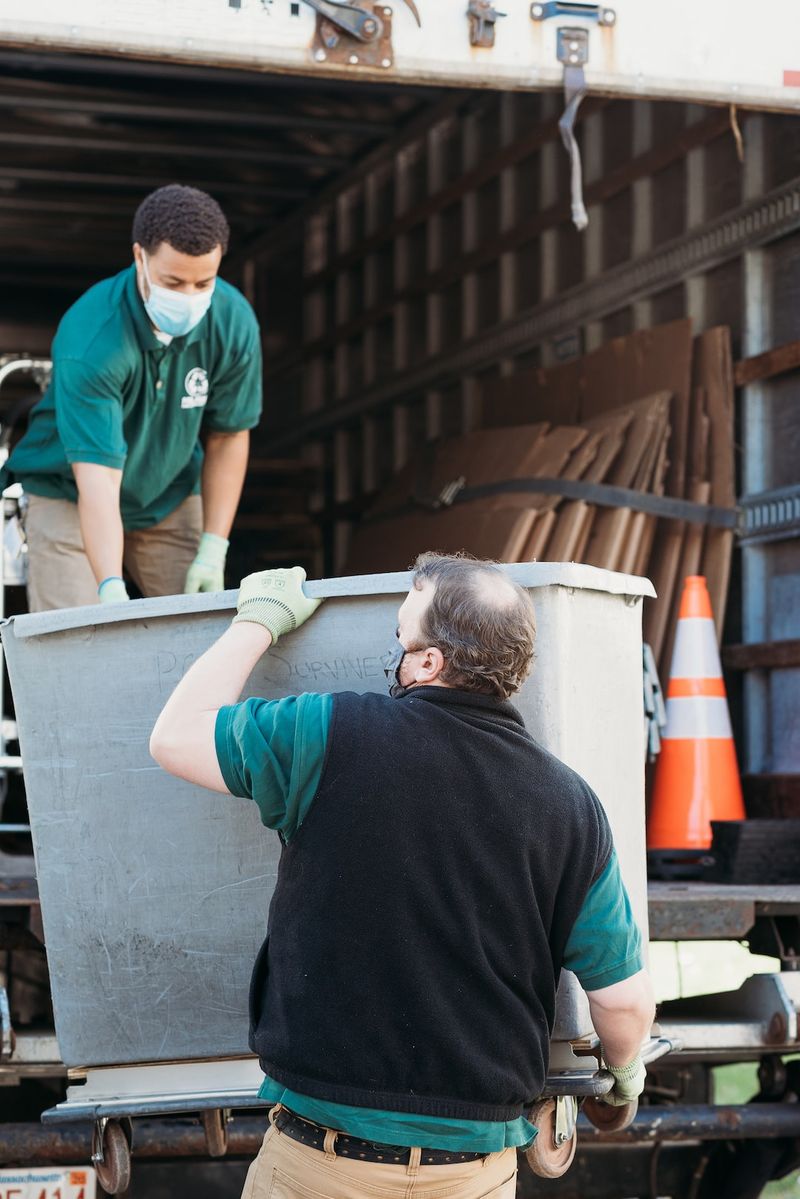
413,646,446,684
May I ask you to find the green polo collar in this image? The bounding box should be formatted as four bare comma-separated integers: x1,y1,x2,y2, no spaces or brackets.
123,264,210,353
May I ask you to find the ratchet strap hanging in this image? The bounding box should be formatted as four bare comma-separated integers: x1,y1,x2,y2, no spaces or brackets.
530,7,619,232
558,56,588,232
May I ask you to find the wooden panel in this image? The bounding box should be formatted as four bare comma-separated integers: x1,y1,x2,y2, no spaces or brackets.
722,640,800,670
693,327,736,638
482,426,588,512
303,107,731,352
743,774,800,820
522,510,558,561
481,357,582,428
673,480,712,589
582,392,670,567
644,522,685,666
735,337,800,387
580,319,693,499
343,507,535,575
546,502,591,562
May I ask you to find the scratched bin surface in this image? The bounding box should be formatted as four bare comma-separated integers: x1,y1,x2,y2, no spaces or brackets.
2,564,653,1068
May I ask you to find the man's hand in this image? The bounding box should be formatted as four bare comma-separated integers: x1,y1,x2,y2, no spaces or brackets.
98,576,130,604
184,532,229,594
233,566,322,642
603,1055,646,1106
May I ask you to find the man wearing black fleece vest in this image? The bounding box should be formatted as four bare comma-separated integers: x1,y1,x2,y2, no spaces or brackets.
152,553,655,1198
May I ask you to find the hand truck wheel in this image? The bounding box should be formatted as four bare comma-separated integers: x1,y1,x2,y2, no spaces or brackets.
201,1107,229,1157
92,1117,132,1194
524,1097,577,1178
583,1094,639,1132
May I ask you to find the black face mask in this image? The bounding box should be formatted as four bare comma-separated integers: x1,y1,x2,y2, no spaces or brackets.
381,640,410,699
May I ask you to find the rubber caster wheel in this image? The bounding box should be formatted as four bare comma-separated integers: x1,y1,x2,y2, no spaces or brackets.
202,1107,229,1157
583,1095,638,1132
524,1098,577,1179
93,1119,132,1194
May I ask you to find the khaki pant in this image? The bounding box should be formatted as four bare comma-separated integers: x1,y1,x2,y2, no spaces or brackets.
241,1113,518,1199
24,493,203,613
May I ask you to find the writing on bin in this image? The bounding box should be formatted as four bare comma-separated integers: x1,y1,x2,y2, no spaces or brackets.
261,653,385,686
156,650,385,691
156,651,199,692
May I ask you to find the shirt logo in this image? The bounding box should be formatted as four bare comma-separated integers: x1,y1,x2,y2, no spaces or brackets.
181,367,209,409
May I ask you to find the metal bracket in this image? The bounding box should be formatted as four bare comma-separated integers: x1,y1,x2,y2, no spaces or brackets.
433,476,466,508
0,356,52,397
304,0,384,42
749,915,800,972
306,0,420,66
739,482,800,545
557,25,589,66
659,973,800,1056
530,2,616,24
554,1095,578,1145
310,0,393,66
91,1116,109,1167
467,0,506,47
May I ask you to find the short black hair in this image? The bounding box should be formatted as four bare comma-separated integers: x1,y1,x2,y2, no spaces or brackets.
132,185,230,256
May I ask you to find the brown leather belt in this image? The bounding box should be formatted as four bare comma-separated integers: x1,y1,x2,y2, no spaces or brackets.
273,1106,487,1165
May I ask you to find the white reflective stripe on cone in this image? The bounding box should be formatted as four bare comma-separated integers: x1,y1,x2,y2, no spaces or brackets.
669,617,723,681
663,696,734,740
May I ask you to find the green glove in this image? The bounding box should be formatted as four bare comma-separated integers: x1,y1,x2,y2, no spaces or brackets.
184,532,229,594
233,566,322,642
97,576,130,604
603,1055,646,1106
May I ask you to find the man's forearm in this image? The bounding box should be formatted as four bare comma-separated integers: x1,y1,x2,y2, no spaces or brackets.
586,971,656,1067
150,621,271,789
158,621,271,723
589,1004,653,1067
201,429,249,538
73,463,125,586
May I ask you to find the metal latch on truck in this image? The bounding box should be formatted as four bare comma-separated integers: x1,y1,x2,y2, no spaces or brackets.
304,0,421,67
467,1,506,48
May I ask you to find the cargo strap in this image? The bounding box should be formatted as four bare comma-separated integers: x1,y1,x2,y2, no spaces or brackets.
363,474,739,530
559,61,589,232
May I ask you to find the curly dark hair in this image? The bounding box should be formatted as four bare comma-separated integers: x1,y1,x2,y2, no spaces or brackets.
132,185,230,255
411,552,536,700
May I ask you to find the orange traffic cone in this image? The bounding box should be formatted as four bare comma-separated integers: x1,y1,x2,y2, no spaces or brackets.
648,575,745,876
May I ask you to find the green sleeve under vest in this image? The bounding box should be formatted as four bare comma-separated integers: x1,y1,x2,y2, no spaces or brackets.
562,850,643,990
214,692,332,841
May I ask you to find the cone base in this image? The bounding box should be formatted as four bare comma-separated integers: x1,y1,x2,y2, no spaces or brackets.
648,737,746,852
647,847,714,881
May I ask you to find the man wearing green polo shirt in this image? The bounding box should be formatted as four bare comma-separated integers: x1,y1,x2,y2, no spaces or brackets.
5,184,262,612
151,556,655,1199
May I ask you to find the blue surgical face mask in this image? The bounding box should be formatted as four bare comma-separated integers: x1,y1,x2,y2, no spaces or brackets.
140,252,215,337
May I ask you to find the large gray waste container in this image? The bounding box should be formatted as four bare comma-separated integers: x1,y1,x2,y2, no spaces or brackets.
3,563,653,1074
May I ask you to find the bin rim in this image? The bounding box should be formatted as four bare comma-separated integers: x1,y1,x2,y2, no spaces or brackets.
3,562,655,640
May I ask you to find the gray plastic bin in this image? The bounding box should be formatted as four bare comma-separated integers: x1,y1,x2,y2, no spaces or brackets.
3,563,653,1073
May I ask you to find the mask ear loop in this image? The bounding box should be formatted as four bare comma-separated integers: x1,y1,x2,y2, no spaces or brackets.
138,249,153,301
